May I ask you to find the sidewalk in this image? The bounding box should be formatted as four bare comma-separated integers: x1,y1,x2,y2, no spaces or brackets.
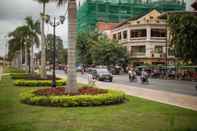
58,74,197,111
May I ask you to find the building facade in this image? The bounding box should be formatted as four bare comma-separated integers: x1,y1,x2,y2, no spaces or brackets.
111,10,175,66
77,0,185,32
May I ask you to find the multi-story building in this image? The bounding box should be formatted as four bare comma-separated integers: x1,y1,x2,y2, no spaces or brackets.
111,10,175,66
77,0,185,32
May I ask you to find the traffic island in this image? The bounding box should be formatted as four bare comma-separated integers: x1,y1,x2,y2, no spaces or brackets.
20,87,126,107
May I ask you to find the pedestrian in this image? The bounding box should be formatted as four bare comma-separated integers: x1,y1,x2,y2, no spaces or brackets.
88,73,96,86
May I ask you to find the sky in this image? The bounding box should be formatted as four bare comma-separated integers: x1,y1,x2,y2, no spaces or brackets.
0,0,194,56
0,0,68,56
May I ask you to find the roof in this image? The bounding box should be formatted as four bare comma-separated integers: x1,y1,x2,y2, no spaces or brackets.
113,9,162,29
97,22,119,31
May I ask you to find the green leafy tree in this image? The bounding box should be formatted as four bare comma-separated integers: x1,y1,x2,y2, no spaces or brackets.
46,34,67,64
24,16,40,73
76,31,101,65
167,13,197,64
91,36,129,67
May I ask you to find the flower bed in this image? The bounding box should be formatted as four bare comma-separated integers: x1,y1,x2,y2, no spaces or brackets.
14,80,66,87
34,87,108,96
20,87,126,107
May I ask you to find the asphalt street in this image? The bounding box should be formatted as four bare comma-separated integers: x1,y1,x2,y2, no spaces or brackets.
55,70,197,97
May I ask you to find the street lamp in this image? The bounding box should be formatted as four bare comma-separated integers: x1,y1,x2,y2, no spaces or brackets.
45,15,65,88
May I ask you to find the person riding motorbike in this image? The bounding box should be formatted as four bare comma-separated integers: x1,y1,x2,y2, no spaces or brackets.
128,69,137,82
141,69,149,84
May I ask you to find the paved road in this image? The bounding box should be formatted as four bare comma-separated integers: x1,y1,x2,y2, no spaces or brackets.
54,70,197,110
55,70,197,97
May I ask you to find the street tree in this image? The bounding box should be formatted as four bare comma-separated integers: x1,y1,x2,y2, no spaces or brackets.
76,31,101,65
46,34,67,64
34,0,50,78
53,0,78,93
91,36,129,67
25,16,40,73
167,13,197,64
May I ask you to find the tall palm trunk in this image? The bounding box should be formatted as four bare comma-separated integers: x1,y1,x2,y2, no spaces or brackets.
40,2,46,78
25,44,28,71
66,0,78,93
30,45,34,74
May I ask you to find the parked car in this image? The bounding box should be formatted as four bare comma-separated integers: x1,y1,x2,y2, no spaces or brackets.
91,68,113,82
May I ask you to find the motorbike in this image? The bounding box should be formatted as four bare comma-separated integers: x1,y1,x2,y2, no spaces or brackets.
129,74,137,82
141,76,149,84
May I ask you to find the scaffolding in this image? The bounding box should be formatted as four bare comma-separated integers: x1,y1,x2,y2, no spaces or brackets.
77,0,185,32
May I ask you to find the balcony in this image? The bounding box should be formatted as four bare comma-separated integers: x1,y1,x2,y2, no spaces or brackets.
130,37,147,41
131,52,146,57
151,37,166,41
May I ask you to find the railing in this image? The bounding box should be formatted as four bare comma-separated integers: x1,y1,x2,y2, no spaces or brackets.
131,52,146,57
151,37,166,40
130,37,147,41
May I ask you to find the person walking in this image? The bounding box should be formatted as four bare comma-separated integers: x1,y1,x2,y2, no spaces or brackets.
88,73,96,86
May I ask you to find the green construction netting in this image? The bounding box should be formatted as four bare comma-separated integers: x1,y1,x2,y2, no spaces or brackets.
77,0,185,32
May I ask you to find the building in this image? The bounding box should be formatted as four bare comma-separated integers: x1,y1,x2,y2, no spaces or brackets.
192,0,197,10
111,10,175,66
77,0,185,32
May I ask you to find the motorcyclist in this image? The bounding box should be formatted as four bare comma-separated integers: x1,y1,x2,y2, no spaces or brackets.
128,69,136,82
141,69,149,84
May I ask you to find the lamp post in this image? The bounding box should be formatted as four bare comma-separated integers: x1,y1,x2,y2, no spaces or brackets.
45,15,65,88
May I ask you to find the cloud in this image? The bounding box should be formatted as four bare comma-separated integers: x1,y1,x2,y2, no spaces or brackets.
0,0,68,56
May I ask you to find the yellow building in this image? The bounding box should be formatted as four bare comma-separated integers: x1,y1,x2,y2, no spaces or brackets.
111,10,175,66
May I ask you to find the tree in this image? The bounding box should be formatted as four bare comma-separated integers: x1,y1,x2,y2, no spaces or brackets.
34,0,50,78
167,13,197,64
24,16,40,73
76,31,101,65
91,36,129,67
8,17,40,73
8,26,30,69
46,34,66,64
54,0,78,93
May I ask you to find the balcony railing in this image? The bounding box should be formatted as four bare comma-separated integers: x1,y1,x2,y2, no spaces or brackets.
151,37,166,40
130,37,146,41
131,52,146,57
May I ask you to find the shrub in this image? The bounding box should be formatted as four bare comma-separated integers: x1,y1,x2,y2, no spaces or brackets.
20,88,126,107
5,67,26,73
14,80,67,87
10,73,31,79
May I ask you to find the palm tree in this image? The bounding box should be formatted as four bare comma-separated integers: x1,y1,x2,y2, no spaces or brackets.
54,0,78,93
8,26,29,69
24,16,40,73
34,0,50,78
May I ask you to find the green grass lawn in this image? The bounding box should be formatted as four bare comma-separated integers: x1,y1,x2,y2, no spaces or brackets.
0,76,197,131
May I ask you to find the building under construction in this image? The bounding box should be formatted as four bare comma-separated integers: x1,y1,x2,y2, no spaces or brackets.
77,0,185,32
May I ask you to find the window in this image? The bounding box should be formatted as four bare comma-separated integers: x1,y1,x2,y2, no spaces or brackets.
113,34,117,40
130,29,147,38
168,48,175,56
151,29,166,37
118,32,122,40
155,46,163,53
131,46,146,56
123,30,127,39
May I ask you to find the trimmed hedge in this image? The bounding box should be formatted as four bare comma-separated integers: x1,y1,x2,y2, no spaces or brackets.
10,73,31,79
20,89,126,107
14,80,66,87
5,67,26,73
